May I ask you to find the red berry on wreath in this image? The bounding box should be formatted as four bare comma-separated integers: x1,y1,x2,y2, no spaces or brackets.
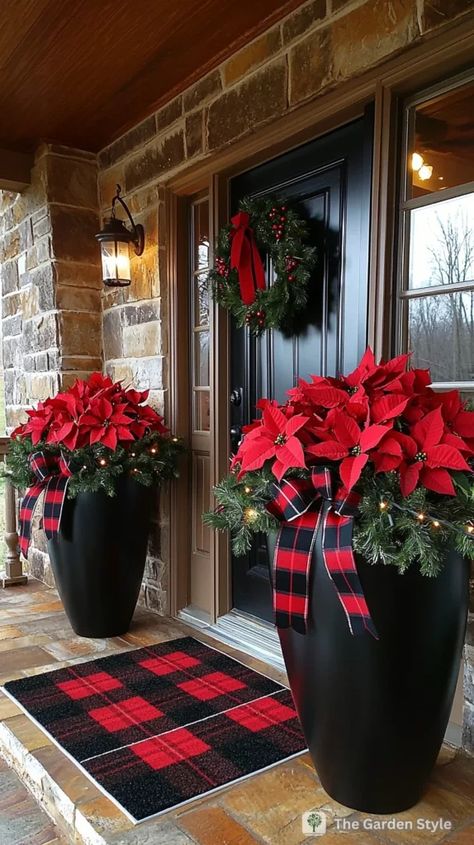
288,275,294,282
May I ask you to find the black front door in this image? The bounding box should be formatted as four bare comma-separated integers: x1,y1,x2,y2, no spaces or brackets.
230,113,373,623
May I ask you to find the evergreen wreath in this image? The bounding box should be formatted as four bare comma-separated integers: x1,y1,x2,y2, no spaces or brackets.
208,195,317,335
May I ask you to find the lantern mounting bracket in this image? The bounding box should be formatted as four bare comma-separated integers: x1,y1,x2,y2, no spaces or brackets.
111,184,145,256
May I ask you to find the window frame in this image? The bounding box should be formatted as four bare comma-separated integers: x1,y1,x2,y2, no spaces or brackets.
396,68,474,392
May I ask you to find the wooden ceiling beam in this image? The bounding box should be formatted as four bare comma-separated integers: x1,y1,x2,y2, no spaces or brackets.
0,148,33,192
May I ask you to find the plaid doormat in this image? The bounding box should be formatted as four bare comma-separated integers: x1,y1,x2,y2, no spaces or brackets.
2,636,306,823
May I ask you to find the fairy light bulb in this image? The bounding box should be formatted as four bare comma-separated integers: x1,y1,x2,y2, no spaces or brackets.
417,513,425,522
379,500,387,511
172,436,179,443
466,525,474,534
150,447,157,454
131,452,136,457
99,458,107,467
432,520,440,528
244,507,259,525
244,485,252,494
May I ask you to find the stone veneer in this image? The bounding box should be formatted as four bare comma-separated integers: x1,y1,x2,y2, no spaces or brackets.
0,0,473,749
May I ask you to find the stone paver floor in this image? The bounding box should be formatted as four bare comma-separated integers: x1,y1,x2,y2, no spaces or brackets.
0,753,66,845
0,578,473,844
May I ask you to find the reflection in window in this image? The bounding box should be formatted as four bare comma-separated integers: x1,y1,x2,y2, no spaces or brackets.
400,75,474,392
191,198,211,431
408,80,474,199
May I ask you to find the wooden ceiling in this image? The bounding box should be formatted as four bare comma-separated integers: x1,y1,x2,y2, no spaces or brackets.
0,0,304,154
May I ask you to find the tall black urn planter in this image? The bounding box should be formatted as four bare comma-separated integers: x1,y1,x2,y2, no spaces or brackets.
271,515,470,814
48,477,154,638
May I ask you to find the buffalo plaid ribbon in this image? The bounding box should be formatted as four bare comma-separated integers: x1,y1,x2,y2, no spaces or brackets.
19,451,73,558
265,467,378,639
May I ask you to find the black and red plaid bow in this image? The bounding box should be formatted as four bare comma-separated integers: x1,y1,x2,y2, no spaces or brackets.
19,452,72,558
265,467,378,639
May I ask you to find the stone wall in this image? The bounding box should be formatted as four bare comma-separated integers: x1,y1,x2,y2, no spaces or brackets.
0,144,102,583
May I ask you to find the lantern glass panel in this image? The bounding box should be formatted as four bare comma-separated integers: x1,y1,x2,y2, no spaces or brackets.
100,239,131,285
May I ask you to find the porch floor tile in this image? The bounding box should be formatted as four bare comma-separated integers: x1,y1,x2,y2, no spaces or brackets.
0,578,473,845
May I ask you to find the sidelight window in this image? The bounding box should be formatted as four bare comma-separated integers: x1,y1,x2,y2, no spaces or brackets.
398,73,474,392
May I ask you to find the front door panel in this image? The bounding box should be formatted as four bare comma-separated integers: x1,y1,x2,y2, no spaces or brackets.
230,114,373,622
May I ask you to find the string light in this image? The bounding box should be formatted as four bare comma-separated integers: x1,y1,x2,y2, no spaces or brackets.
82,464,87,470
243,507,259,525
150,447,157,454
172,436,179,443
244,485,252,494
379,495,474,540
131,452,136,457
99,458,107,467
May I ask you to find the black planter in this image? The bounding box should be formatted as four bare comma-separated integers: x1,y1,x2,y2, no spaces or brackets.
271,511,470,814
48,477,155,638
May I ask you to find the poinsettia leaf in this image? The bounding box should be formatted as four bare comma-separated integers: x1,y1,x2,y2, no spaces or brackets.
399,462,420,497
285,413,309,437
411,406,445,450
373,454,402,473
442,432,473,455
359,424,391,452
305,386,348,408
262,403,289,436
100,427,117,450
370,394,409,423
421,467,455,496
333,412,361,448
339,453,368,491
272,458,287,483
454,410,474,438
89,427,105,445
277,436,306,471
378,436,402,457
427,444,471,471
306,441,348,460
240,439,276,472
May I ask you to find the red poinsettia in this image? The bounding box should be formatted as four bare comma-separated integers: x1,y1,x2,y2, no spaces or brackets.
238,401,308,482
399,407,471,496
232,347,473,498
12,372,169,452
306,411,391,490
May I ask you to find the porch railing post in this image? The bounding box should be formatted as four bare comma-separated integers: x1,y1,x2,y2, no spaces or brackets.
1,468,27,587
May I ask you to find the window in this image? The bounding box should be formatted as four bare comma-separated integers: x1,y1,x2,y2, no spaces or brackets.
398,73,474,392
190,197,210,431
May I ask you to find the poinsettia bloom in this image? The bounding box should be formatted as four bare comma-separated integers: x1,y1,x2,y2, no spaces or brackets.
128,403,168,439
306,411,391,490
399,407,471,497
438,390,474,453
18,401,55,445
237,402,309,482
79,398,135,449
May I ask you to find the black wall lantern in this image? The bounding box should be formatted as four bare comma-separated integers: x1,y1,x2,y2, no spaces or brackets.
95,185,144,287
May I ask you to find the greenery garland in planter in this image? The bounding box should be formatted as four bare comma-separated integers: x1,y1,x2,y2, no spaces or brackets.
208,195,317,335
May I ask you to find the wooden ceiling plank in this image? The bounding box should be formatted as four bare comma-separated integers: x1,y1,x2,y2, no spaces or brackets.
0,148,33,192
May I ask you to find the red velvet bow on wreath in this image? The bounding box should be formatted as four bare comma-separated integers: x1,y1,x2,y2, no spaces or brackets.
19,452,73,558
265,466,379,639
229,211,266,306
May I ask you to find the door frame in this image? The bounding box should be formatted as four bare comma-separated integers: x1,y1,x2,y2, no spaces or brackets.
166,17,474,624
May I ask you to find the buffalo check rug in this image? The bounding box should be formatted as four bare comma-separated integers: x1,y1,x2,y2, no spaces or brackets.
2,636,306,823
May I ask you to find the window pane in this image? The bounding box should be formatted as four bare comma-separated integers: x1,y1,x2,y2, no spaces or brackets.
194,200,210,270
194,391,210,431
408,80,474,199
408,291,474,382
194,273,209,327
408,193,474,290
194,330,209,387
